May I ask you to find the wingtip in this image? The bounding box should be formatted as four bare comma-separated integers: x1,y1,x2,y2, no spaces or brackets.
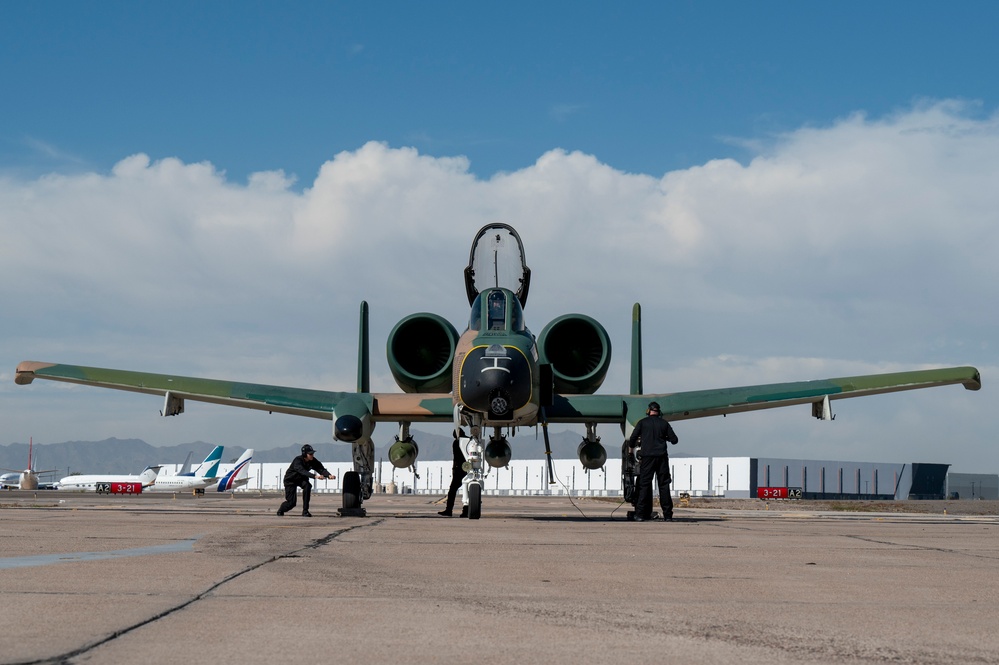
15,361,55,385
964,368,982,391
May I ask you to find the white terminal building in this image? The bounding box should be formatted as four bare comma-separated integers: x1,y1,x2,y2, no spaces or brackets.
165,456,998,501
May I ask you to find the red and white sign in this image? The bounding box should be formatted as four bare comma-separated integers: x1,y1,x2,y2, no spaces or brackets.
96,482,143,494
757,487,802,499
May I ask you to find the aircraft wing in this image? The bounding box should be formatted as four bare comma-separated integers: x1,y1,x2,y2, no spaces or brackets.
14,361,455,422
548,366,981,426
16,361,980,429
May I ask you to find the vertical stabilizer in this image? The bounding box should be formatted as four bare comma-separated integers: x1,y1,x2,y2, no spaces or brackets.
215,449,254,492
177,451,194,476
357,301,370,393
194,445,224,478
630,303,643,395
140,466,162,486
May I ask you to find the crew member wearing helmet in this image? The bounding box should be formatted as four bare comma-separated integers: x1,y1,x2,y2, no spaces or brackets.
277,444,335,517
627,401,679,522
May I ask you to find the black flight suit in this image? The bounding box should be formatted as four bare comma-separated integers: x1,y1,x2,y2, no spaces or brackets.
627,415,679,520
278,454,332,515
441,436,466,515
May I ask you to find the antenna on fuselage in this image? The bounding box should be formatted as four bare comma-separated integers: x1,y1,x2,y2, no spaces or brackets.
630,303,643,395
357,301,370,393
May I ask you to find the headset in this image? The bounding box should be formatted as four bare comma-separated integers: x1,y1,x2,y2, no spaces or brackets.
646,401,661,416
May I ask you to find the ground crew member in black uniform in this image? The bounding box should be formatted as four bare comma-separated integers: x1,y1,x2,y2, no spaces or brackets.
439,429,467,517
627,401,679,521
277,444,335,517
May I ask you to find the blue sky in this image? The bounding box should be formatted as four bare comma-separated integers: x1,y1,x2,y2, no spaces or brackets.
6,2,998,182
2,3,997,472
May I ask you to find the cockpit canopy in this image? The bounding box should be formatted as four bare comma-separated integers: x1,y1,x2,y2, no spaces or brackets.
464,223,531,307
470,288,525,333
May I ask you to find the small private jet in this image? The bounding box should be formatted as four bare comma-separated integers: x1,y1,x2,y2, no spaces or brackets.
57,466,161,493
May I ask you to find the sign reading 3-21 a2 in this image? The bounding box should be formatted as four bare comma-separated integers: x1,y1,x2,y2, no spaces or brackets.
757,487,803,500
95,482,143,494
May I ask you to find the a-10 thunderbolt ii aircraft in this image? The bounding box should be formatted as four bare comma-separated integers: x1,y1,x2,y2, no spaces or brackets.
15,223,981,518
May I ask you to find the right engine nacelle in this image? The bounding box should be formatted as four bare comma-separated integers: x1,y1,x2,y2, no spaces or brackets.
387,313,459,393
537,314,612,394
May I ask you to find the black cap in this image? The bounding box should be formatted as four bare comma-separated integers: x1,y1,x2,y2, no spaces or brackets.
648,402,661,413
301,444,316,455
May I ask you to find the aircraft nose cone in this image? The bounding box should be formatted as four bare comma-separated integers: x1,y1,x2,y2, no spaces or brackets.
335,414,363,442
459,345,532,418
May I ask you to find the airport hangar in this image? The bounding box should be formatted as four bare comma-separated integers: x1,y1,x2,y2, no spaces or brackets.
168,456,999,501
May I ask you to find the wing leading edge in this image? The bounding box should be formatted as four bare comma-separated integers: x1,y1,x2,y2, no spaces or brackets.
548,366,981,426
14,361,454,422
14,361,980,428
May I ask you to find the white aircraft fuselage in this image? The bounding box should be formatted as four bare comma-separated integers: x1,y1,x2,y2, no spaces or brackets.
57,466,161,493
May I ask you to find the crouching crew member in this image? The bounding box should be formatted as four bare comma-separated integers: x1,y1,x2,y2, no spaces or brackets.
277,444,335,517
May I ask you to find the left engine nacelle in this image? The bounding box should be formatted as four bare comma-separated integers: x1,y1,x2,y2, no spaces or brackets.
387,313,459,393
538,314,612,394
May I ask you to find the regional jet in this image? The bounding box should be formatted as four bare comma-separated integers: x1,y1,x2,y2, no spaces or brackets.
14,223,981,518
145,445,223,493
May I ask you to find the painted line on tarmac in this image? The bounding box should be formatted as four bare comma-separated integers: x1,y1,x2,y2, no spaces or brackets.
0,539,198,570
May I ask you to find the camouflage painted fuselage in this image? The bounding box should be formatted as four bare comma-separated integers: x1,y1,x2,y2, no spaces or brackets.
454,287,539,426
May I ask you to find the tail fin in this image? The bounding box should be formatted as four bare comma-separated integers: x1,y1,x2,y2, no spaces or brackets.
193,445,224,478
216,449,253,492
357,301,370,393
177,451,194,475
630,303,643,395
139,465,163,486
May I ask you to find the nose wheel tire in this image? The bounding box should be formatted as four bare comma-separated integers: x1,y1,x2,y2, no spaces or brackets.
467,482,482,520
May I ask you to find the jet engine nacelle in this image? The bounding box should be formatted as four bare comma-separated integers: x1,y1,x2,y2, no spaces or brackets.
484,437,512,468
387,313,459,393
577,439,607,470
538,314,612,394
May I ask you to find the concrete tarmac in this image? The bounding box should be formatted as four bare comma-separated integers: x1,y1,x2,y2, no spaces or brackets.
1,492,997,664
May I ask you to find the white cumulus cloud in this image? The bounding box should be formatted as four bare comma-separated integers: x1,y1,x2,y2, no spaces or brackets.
1,101,995,470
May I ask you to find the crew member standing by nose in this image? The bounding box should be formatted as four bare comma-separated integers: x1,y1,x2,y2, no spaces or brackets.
627,402,679,522
277,444,335,517
439,428,468,517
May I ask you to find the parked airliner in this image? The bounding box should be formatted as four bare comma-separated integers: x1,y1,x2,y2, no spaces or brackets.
146,445,224,493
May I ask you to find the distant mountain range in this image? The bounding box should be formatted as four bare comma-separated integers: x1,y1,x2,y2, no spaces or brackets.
0,429,617,477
